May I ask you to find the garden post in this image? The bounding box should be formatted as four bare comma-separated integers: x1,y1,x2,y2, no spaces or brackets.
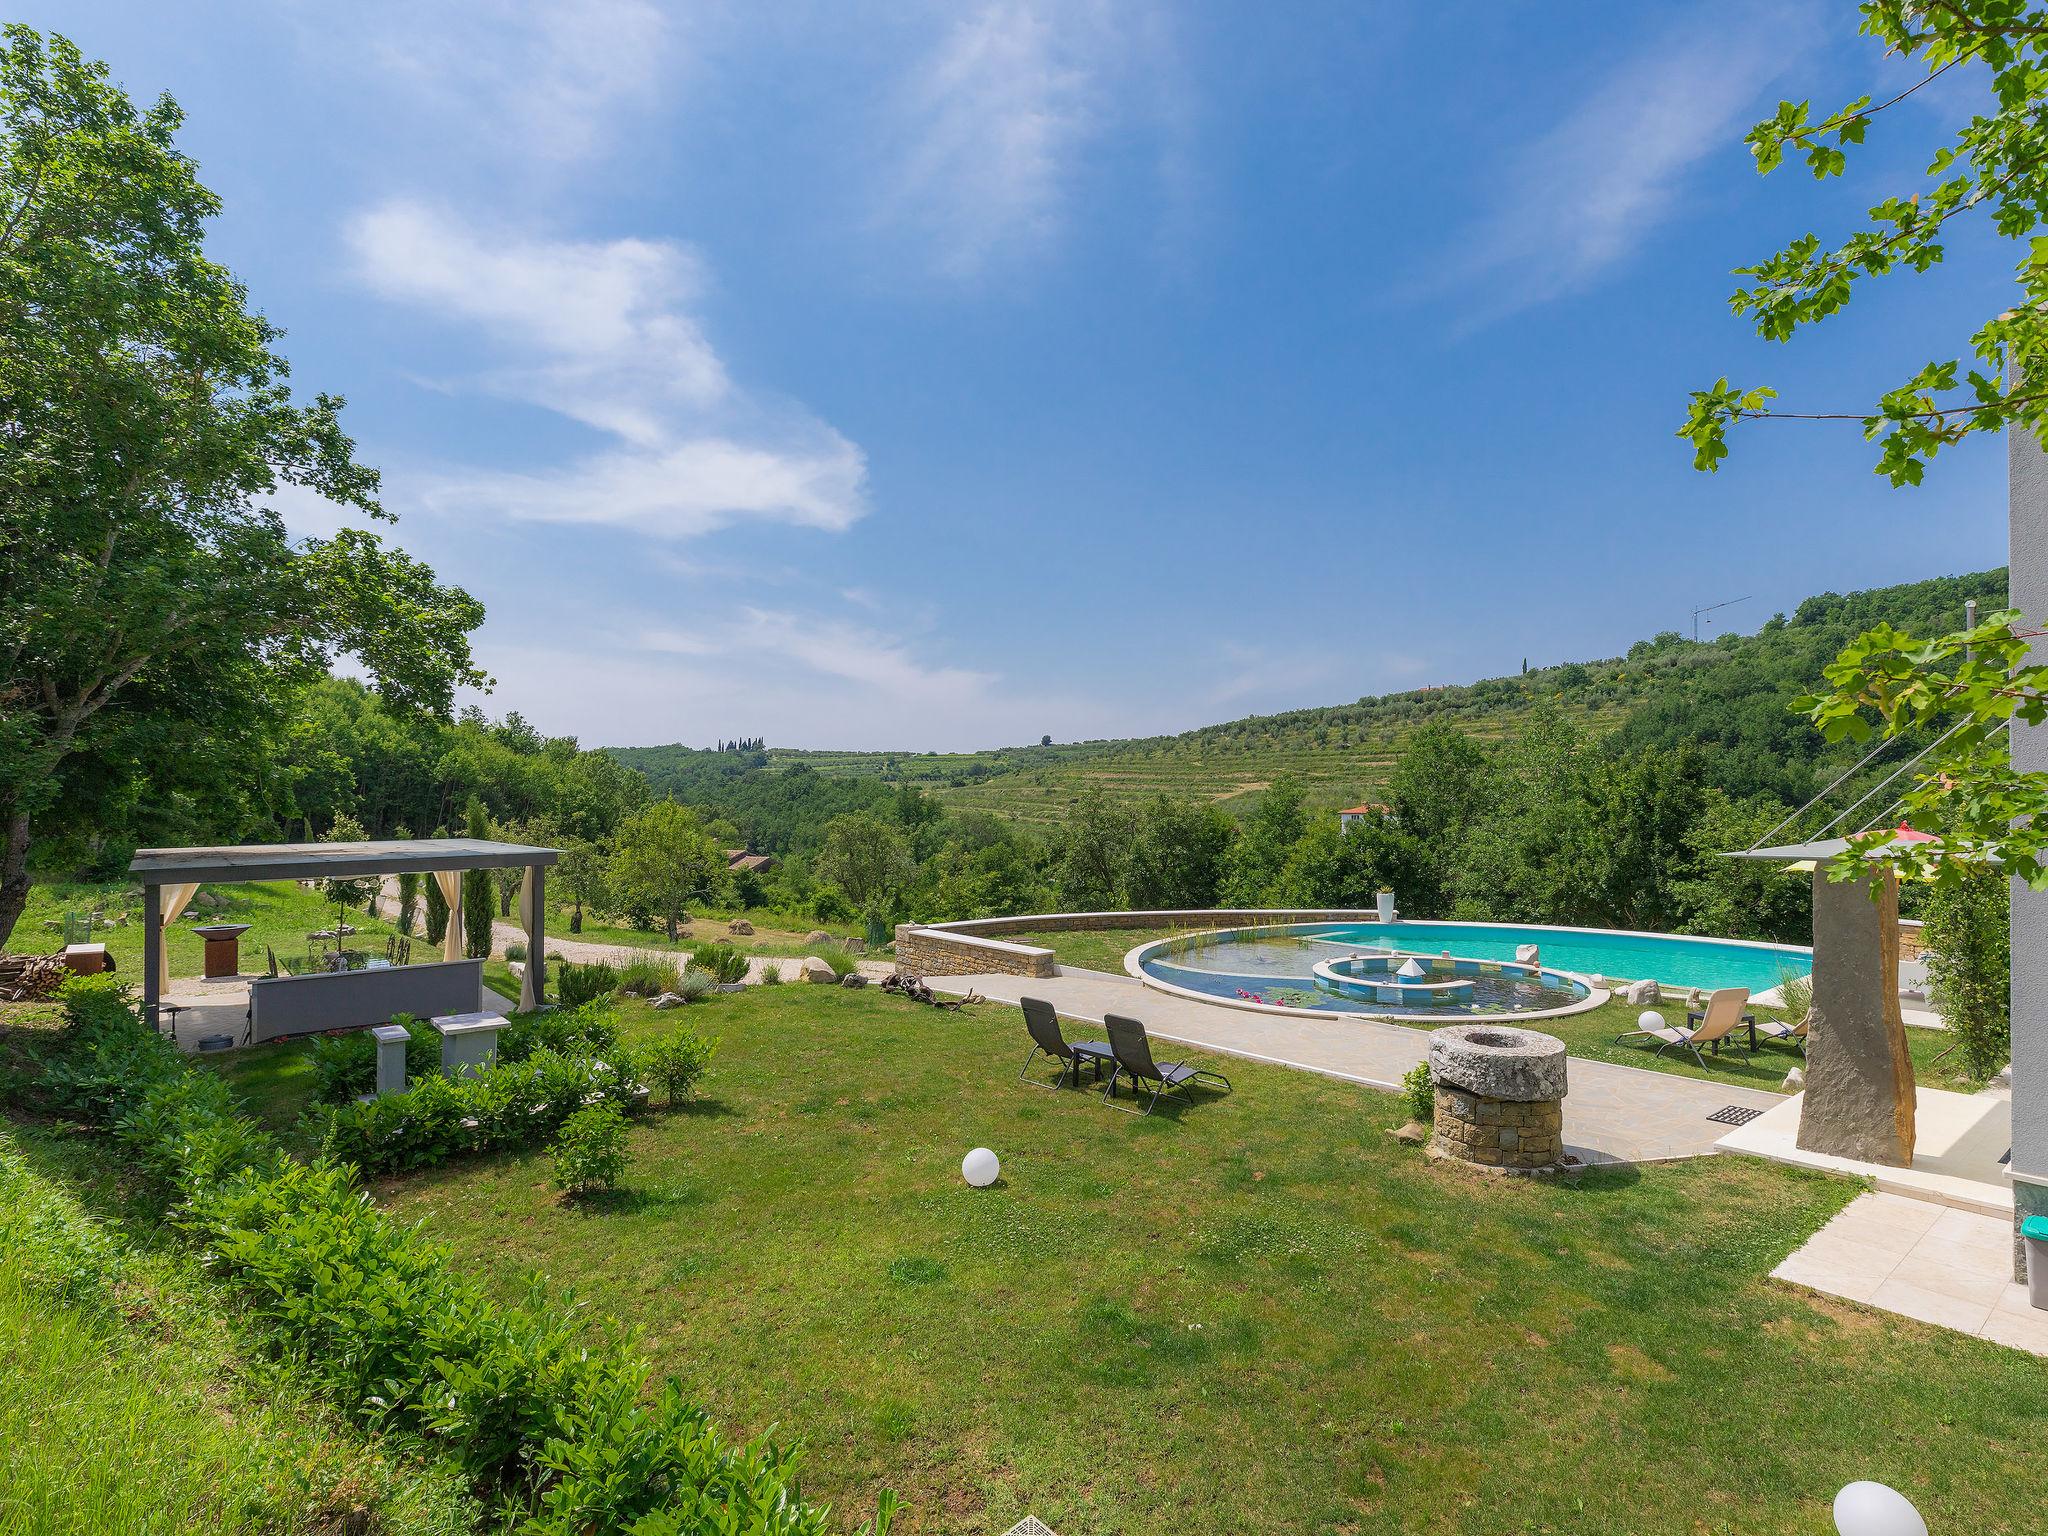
520,864,546,1010
142,881,161,1034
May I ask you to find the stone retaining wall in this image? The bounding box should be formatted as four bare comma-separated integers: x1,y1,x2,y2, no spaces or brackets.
916,907,1385,939
894,926,1057,978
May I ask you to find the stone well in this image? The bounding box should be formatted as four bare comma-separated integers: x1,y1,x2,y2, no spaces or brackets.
1426,1023,1569,1175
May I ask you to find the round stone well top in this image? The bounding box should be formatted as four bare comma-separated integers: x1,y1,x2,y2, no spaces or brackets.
1427,1023,1568,1103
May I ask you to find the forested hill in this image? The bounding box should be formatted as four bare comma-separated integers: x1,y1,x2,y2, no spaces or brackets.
607,566,2007,834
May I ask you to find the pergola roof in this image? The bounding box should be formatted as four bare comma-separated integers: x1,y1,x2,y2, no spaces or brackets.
129,838,559,885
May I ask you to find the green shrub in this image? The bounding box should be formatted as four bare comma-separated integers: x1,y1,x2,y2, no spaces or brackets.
617,955,682,997
689,942,749,985
815,946,860,979
1923,863,2011,1080
551,1103,630,1197
640,1027,716,1106
321,1047,642,1173
557,960,619,1009
674,971,717,1003
307,1016,439,1104
1402,1062,1435,1125
759,963,783,986
504,940,527,963
498,1000,618,1063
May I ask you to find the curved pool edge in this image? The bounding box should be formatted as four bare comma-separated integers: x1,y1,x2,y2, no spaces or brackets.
1124,927,1614,1025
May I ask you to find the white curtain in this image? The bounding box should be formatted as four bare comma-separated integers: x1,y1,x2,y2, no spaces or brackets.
433,870,463,963
156,883,200,993
516,869,539,1010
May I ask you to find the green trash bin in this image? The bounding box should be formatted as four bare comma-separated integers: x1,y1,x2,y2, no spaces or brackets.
2023,1215,2048,1310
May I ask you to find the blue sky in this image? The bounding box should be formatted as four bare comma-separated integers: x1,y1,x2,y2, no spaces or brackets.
37,0,2012,749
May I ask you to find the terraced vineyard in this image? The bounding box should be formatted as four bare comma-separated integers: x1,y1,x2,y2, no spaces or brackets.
610,567,2009,832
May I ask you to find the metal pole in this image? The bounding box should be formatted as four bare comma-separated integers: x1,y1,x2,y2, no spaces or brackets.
142,882,162,1034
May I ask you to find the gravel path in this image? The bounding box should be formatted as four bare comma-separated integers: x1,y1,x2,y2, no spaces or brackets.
489,919,893,984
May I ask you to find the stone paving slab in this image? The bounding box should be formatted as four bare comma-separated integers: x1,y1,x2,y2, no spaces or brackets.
925,967,1781,1166
1774,1190,2048,1354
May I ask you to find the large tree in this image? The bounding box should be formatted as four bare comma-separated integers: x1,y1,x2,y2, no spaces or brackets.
0,27,484,946
1679,2,2048,885
609,801,726,942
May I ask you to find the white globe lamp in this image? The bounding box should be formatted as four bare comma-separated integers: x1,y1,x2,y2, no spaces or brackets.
1638,1009,1666,1034
961,1147,1000,1188
1833,1481,1927,1536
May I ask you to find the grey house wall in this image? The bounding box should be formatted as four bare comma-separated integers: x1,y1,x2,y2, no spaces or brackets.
2010,424,2048,1276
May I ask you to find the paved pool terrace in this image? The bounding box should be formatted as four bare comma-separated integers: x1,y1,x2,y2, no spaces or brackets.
928,965,1779,1166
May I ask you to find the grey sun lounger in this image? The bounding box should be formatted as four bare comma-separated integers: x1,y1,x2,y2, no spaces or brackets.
1018,996,1114,1089
1101,1013,1231,1115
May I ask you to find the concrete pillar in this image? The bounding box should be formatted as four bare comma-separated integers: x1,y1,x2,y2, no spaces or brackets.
430,1011,501,1079
371,1023,411,1097
1796,867,1915,1166
2009,418,2048,1276
519,864,545,1011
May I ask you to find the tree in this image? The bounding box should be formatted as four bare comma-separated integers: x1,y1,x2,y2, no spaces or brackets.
1682,3,2048,486
1677,4,2048,885
0,27,485,947
1126,795,1235,910
1220,777,1308,906
817,812,915,917
554,839,608,935
317,812,375,956
1051,794,1136,911
423,867,450,946
1923,861,2011,1080
609,801,724,941
461,797,494,959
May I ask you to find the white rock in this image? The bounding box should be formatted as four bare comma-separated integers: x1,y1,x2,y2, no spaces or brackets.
1515,943,1540,966
1622,978,1660,1006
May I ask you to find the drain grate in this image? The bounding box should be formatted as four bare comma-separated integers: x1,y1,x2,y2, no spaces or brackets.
1706,1103,1765,1128
1002,1521,1059,1536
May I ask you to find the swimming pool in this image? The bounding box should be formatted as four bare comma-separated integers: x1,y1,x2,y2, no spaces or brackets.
1129,919,1809,1019
1314,922,1810,994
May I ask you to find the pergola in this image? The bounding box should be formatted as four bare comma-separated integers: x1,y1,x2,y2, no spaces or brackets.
129,838,558,1039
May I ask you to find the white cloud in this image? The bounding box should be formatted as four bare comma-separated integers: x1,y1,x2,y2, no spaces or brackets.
881,0,1175,275
1441,1,1818,323
348,199,867,539
356,0,669,165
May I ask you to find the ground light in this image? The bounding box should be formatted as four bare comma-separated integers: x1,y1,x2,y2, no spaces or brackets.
962,1147,1000,1187
1834,1481,1928,1536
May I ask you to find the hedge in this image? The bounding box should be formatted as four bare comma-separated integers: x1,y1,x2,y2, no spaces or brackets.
38,976,889,1536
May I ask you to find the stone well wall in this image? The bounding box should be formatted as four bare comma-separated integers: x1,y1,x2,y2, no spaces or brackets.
1424,1023,1571,1176
1429,1087,1566,1173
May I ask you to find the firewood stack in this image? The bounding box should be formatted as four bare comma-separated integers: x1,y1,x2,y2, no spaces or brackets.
0,953,70,1002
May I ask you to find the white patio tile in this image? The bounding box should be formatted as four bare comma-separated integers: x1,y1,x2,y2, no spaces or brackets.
1867,1275,1997,1334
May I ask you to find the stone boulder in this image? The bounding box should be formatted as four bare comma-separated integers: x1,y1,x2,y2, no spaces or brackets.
804,930,832,945
728,918,754,936
839,972,868,989
1514,943,1540,967
801,957,836,984
1622,977,1660,1006
1427,1024,1569,1103
650,992,685,1010
1782,1065,1806,1093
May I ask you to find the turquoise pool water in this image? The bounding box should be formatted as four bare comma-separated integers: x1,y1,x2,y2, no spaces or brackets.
1312,922,1808,994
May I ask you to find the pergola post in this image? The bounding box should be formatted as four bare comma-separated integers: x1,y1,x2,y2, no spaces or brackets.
520,864,546,1010
141,881,162,1034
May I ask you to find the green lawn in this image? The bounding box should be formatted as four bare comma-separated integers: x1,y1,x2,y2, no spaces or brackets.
8,878,408,980
1008,926,1989,1095
200,985,2048,1536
